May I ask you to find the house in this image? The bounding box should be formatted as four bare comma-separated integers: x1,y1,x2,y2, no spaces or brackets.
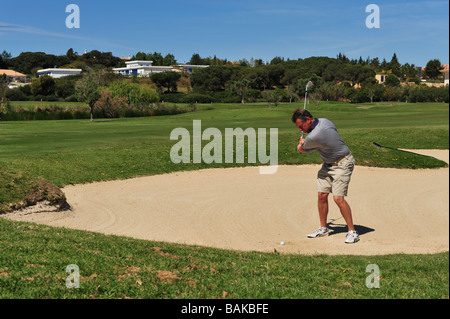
441,69,449,86
37,68,82,79
177,64,210,74
375,74,388,84
0,69,27,82
113,60,179,76
418,64,449,80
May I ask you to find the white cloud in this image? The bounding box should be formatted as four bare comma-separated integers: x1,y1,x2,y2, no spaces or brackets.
0,22,130,50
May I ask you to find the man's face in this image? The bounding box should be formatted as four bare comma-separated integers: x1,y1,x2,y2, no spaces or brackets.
295,118,313,133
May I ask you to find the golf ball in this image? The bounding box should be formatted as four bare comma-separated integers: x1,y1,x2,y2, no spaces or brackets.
280,241,285,246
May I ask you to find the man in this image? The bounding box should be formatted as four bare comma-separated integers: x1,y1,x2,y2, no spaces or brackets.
292,108,359,244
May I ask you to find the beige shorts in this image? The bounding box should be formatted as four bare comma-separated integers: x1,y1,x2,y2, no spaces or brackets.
317,154,355,197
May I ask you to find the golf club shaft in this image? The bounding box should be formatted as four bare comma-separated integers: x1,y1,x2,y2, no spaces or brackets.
372,142,435,158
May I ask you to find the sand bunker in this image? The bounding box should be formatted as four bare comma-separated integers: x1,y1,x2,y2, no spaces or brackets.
4,150,449,255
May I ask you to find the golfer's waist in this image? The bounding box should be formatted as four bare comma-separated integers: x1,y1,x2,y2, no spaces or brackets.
325,152,352,165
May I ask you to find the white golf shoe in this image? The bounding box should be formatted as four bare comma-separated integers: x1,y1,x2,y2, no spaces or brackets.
345,230,360,244
307,227,329,238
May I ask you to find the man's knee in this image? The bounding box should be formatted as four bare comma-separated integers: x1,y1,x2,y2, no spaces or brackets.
333,196,346,205
318,192,329,202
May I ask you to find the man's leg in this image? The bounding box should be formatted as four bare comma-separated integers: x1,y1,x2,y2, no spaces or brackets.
333,196,355,231
318,192,329,228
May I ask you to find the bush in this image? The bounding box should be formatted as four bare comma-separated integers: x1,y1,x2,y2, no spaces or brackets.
94,90,128,118
108,81,159,107
0,101,188,121
383,87,402,101
246,89,263,102
408,86,448,103
5,87,27,101
181,93,215,104
160,93,185,103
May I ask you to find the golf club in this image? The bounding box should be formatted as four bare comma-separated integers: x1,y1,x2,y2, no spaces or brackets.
301,81,314,138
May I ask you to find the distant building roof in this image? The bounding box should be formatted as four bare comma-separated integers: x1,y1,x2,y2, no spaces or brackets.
125,60,153,65
421,64,449,71
37,68,82,72
178,64,209,68
0,69,27,77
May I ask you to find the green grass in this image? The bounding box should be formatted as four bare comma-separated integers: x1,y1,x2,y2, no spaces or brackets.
0,219,448,299
0,101,449,299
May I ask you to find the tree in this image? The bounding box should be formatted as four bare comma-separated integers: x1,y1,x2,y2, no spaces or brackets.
150,71,181,93
423,59,443,80
389,53,401,76
10,52,69,75
286,84,299,103
30,75,56,96
341,64,375,87
0,56,8,69
75,72,101,122
380,58,388,71
190,66,234,92
400,63,419,82
133,51,149,61
189,53,203,65
230,79,250,104
163,53,176,66
384,74,401,87
66,48,77,61
370,57,380,69
94,90,128,118
316,82,345,102
108,80,159,109
80,50,122,68
262,90,281,109
270,56,284,65
0,51,11,69
149,52,164,66
1,50,12,61
55,77,76,99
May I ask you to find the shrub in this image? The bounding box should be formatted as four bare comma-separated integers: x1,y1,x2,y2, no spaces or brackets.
181,93,215,104
94,90,128,118
109,81,159,107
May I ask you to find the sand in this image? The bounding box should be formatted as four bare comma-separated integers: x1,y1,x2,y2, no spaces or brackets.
3,149,449,255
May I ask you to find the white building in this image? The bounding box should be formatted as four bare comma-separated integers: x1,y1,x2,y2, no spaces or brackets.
38,68,82,79
178,64,210,74
113,60,179,76
441,69,449,86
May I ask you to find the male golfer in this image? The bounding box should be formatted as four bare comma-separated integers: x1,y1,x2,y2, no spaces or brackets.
292,108,359,243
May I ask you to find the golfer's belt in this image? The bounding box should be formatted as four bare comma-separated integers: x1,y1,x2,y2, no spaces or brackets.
327,152,352,166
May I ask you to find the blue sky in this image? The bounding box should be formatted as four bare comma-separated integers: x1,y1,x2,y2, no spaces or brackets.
0,0,448,67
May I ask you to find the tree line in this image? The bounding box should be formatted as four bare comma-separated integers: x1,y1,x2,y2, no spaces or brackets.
1,49,448,108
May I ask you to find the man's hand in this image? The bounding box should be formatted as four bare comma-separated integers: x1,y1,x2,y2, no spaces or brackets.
297,137,306,153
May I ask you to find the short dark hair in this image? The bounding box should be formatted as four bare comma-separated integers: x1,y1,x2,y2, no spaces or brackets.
291,108,313,123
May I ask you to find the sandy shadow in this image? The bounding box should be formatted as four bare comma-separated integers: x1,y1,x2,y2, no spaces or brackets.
327,217,375,236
